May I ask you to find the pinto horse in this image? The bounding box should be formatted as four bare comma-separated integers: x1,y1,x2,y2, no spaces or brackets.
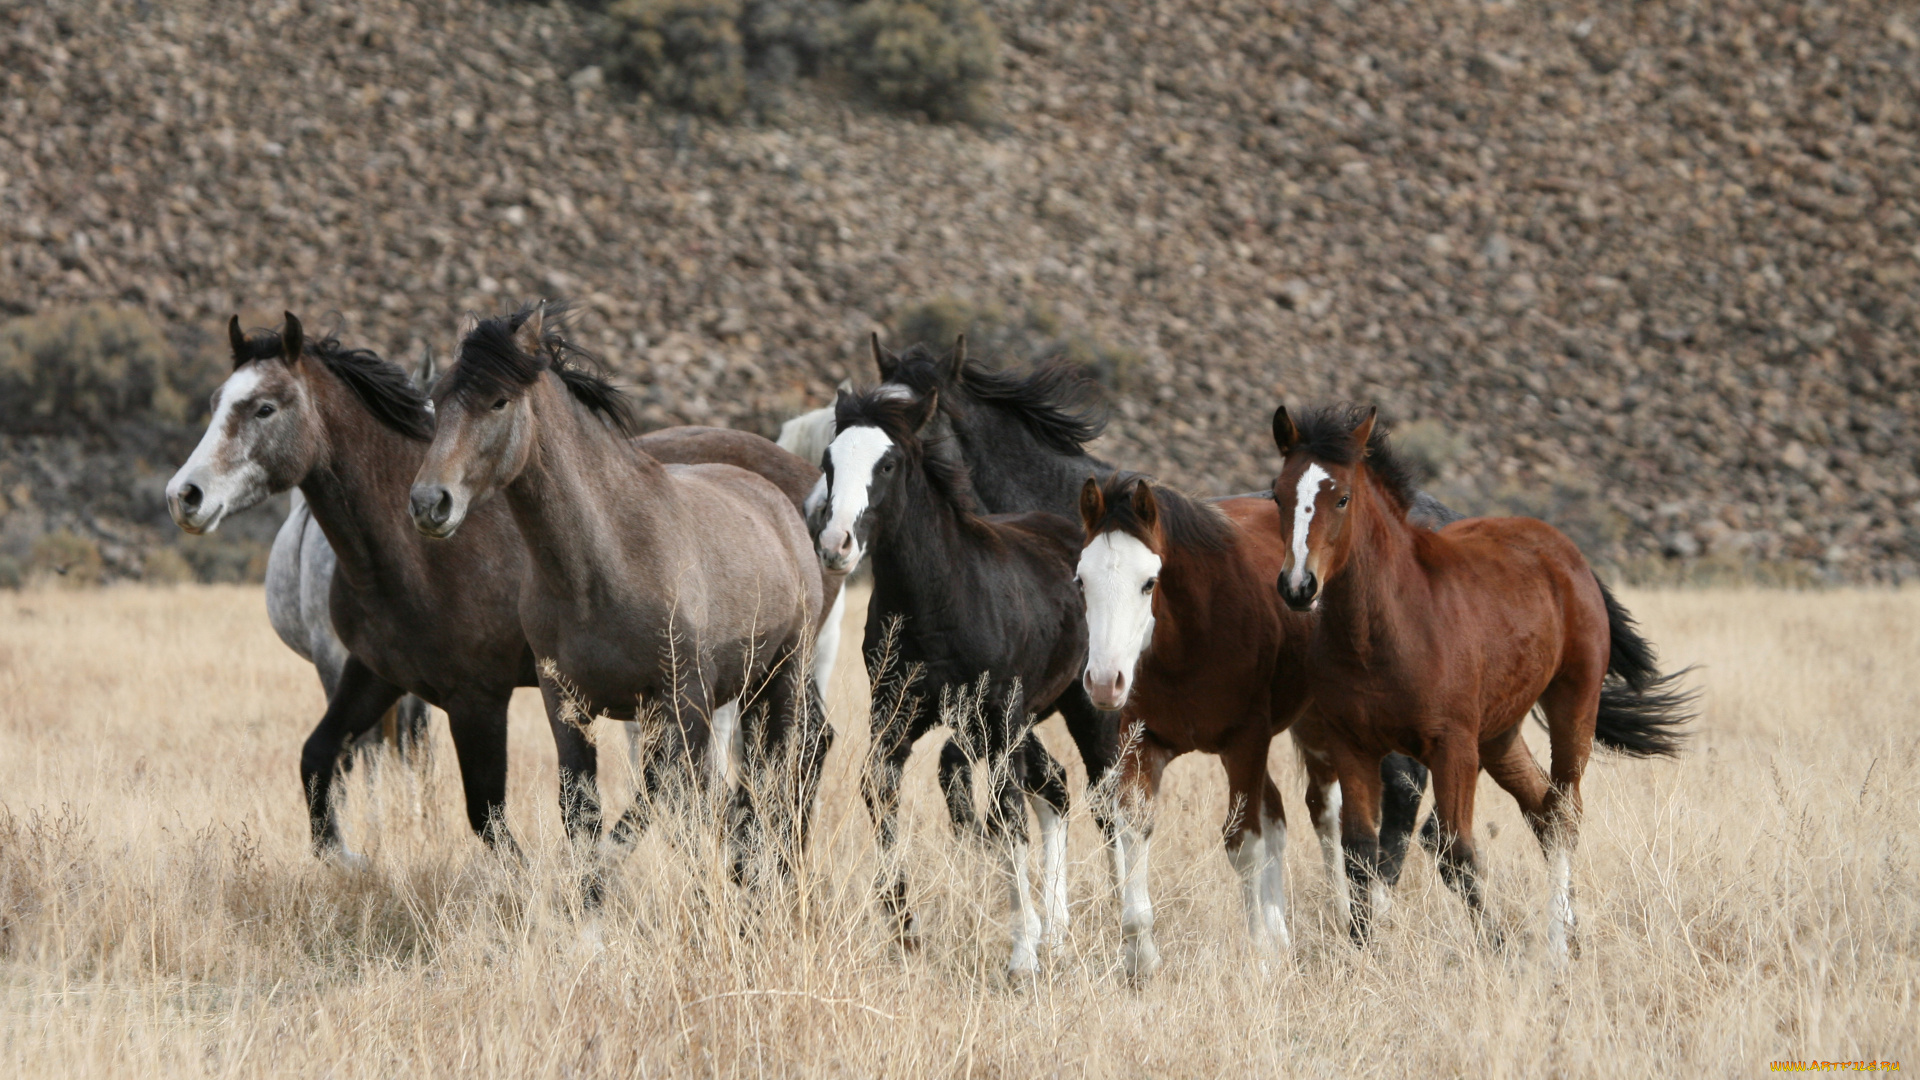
1270,404,1693,957
1076,473,1311,979
411,303,829,880
816,383,1091,977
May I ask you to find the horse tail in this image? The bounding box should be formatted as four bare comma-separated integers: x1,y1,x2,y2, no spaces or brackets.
1591,575,1696,758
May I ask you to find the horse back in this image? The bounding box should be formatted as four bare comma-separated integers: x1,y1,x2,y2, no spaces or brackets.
1419,515,1610,683
638,426,819,515
983,509,1083,563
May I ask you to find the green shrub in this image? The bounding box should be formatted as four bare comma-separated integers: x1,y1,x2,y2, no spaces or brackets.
0,555,21,591
891,296,1142,389
0,305,215,435
1392,419,1467,484
29,530,104,588
602,0,751,117
844,0,998,122
141,546,196,586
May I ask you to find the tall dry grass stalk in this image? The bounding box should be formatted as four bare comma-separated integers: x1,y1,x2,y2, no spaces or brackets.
0,585,1914,1076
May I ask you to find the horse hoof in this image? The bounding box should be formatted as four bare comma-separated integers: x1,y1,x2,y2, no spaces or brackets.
324,847,370,872
1122,940,1161,985
1006,949,1040,981
895,915,922,952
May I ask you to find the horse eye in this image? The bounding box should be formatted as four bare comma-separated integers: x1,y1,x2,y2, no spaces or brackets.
254,403,276,419
1336,495,1349,509
1142,577,1158,594
878,461,894,474
491,397,509,411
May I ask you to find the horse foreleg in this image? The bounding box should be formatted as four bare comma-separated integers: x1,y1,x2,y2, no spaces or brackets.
1259,773,1293,954
1018,735,1072,951
300,656,404,862
1334,750,1386,946
444,696,519,857
1427,736,1501,949
1114,723,1173,983
1221,734,1287,957
734,653,833,884
1052,682,1120,886
1376,753,1429,887
860,714,922,947
1298,738,1353,937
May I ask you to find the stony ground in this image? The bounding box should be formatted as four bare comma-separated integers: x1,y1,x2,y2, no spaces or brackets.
3,0,1919,580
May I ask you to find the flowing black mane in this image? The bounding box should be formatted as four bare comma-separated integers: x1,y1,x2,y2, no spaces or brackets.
443,302,634,435
835,387,989,526
234,326,433,442
1288,404,1421,511
1091,471,1236,552
887,344,1107,456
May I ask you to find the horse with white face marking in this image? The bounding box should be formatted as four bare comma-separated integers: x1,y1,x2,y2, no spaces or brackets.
1271,403,1695,958
819,380,1090,978
1076,473,1314,980
411,303,829,883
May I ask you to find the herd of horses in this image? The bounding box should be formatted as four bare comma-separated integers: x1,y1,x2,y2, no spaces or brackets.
163,302,1693,980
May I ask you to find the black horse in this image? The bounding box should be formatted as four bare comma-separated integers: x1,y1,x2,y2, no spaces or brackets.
873,337,1449,888
816,384,1091,977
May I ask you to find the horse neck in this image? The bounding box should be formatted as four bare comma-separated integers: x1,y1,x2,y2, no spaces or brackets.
505,376,672,592
867,454,985,618
296,364,428,592
1320,470,1425,650
949,408,1095,517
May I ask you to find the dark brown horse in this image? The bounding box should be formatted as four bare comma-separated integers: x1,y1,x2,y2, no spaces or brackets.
165,313,827,860
410,303,829,878
1270,404,1693,957
1075,473,1311,979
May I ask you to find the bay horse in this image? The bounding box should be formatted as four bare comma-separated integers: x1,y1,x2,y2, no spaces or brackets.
872,337,1441,888
815,383,1088,976
1075,472,1311,979
166,313,827,861
409,303,829,880
1270,403,1693,957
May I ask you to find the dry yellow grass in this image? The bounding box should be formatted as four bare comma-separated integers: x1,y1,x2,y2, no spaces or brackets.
0,584,1914,1077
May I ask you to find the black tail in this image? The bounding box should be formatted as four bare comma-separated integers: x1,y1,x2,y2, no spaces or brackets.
1592,576,1696,757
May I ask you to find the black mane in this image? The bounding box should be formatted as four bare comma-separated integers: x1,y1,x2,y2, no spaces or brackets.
835,387,988,523
1092,471,1236,552
442,302,634,435
887,344,1107,456
234,325,433,442
1288,404,1421,511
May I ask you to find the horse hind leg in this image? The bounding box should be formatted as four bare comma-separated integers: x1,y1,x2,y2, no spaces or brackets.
1532,676,1599,964
301,657,405,863
1050,682,1120,881
1376,753,1429,887
985,741,1042,978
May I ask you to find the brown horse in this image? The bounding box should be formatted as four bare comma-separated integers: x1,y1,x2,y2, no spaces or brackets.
411,303,829,878
1269,404,1693,957
166,313,827,860
1076,473,1311,980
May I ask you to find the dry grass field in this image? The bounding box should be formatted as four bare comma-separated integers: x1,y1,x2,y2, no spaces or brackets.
0,583,1914,1077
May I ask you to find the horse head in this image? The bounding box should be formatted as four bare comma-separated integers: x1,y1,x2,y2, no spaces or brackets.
1269,403,1380,612
1075,474,1164,710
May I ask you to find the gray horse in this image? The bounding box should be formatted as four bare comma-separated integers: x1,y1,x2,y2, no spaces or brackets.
264,351,436,764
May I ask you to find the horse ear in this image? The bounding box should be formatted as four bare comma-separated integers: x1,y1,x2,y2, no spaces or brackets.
513,302,547,357
227,316,248,363
1130,479,1160,533
910,388,941,435
282,312,304,363
1079,476,1105,533
415,345,437,390
1272,405,1298,454
938,335,966,382
1352,406,1378,458
870,333,898,380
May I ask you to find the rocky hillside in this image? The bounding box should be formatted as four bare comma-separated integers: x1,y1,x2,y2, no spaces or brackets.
3,0,1918,582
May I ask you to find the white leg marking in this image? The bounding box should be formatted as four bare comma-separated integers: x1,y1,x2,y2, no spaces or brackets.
1117,822,1160,979
1548,847,1574,964
709,700,741,790
1031,796,1070,948
1006,840,1042,976
1261,810,1292,953
812,587,847,696
1227,830,1274,954
1315,780,1353,933
1369,878,1393,925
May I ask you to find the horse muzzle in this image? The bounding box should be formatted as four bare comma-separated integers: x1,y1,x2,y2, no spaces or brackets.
1277,569,1319,612
817,527,859,573
409,483,460,539
1084,668,1130,711
165,477,222,534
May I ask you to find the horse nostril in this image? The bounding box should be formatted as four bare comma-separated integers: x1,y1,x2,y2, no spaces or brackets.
433,490,451,525
179,483,203,510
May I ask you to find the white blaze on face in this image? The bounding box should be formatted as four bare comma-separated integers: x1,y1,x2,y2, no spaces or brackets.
817,425,893,569
1288,463,1332,589
1077,531,1162,708
166,365,269,533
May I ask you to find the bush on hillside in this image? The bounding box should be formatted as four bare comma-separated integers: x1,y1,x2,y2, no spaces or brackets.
601,0,751,117
843,0,998,122
0,305,215,436
892,296,1142,389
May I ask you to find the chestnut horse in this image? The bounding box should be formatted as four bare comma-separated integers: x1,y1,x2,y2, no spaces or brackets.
1076,473,1310,980
411,303,829,880
1270,404,1692,957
